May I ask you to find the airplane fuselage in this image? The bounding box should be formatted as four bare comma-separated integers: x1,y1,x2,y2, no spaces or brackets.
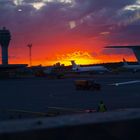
72,66,108,72
123,65,140,71
71,60,109,73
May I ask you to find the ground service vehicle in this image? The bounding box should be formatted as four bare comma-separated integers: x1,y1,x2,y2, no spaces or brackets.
75,80,101,91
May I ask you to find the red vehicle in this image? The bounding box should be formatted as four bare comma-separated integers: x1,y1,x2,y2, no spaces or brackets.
75,80,101,91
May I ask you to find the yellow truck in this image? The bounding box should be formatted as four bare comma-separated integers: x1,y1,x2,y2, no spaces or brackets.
75,80,101,91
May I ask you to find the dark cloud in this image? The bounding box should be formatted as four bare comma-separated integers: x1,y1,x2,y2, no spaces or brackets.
23,0,42,3
104,24,140,45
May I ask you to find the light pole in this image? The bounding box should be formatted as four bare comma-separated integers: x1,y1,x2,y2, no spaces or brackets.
27,44,32,67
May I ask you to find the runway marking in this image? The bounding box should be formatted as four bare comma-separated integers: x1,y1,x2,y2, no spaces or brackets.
109,80,140,86
0,109,48,116
48,107,96,113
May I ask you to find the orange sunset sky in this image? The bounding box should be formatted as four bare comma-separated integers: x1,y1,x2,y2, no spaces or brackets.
0,0,140,66
7,38,136,66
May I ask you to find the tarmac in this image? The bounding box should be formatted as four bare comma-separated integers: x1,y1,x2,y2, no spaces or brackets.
0,72,140,120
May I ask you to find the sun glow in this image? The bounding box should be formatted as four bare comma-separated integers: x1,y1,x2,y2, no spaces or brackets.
51,51,101,66
9,48,137,66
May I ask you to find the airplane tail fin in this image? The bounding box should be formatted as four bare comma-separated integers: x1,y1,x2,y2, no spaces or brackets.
71,60,79,69
123,58,126,62
123,58,128,66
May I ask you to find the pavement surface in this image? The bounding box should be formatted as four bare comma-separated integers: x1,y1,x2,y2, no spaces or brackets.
0,72,140,120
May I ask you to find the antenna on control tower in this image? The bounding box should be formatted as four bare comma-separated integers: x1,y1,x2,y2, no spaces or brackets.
27,44,32,67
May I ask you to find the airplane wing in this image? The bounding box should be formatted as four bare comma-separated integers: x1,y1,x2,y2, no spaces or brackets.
105,45,140,63
105,45,140,49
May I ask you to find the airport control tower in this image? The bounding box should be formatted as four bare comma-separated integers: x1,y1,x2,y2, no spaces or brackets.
0,27,11,65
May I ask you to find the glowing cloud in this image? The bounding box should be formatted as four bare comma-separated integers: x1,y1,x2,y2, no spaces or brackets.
53,51,101,66
13,0,22,5
13,0,73,10
100,32,110,35
124,0,140,11
32,2,45,10
118,12,140,27
42,0,72,2
69,21,76,29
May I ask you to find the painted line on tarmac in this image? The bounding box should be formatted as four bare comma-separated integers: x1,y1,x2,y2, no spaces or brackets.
108,80,140,86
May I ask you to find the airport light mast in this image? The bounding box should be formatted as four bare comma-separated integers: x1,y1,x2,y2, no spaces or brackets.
27,44,32,67
0,27,11,65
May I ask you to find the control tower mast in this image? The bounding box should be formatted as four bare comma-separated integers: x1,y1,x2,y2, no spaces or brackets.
0,27,11,65
27,44,32,67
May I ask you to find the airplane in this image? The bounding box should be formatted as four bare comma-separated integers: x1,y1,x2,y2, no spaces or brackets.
71,60,109,73
105,45,140,72
122,58,140,72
